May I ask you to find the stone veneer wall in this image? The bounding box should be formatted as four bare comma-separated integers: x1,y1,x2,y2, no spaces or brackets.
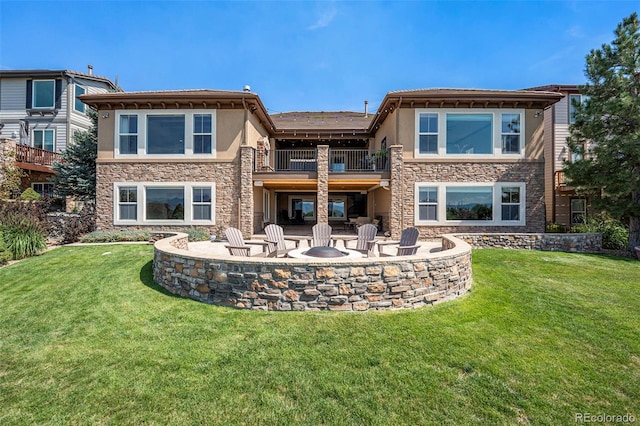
398,161,545,239
153,233,472,311
96,162,240,236
455,233,602,252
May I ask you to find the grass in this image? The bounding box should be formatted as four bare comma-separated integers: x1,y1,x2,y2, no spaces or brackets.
0,246,639,425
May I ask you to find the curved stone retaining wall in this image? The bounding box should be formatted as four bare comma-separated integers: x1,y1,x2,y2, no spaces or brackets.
153,233,472,311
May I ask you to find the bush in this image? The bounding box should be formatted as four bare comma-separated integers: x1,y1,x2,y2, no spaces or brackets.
183,227,209,242
57,208,96,244
19,188,41,201
0,231,12,265
546,223,567,233
570,212,629,250
80,230,150,243
1,216,47,259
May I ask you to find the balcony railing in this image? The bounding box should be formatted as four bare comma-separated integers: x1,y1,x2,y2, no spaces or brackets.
15,144,63,168
254,148,389,173
329,149,388,172
555,171,573,190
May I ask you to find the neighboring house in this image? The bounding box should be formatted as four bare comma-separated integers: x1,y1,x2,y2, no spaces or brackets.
529,84,590,230
80,87,562,239
0,67,117,197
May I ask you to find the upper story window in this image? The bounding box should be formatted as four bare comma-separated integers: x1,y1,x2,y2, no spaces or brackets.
115,110,216,158
33,80,55,109
415,109,525,157
75,85,86,113
33,129,55,151
569,94,589,124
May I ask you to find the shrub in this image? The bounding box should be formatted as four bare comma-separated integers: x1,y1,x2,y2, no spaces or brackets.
80,230,150,243
1,215,47,259
57,208,96,244
0,231,12,265
183,227,209,242
546,223,567,233
19,188,41,201
570,212,629,250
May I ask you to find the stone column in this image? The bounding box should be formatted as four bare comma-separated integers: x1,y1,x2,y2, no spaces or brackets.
240,146,255,238
388,144,404,239
316,145,329,224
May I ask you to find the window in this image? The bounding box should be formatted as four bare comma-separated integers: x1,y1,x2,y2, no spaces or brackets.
418,113,438,154
501,114,521,154
33,129,54,151
446,114,493,154
571,198,587,225
119,115,138,154
147,115,185,154
569,94,582,124
146,187,184,220
263,191,270,222
115,110,216,157
32,183,55,198
75,85,86,113
113,182,215,225
415,109,524,157
118,187,138,221
193,114,212,154
415,182,525,226
446,186,493,220
501,187,521,221
417,187,438,221
32,80,55,109
192,187,212,220
328,198,346,220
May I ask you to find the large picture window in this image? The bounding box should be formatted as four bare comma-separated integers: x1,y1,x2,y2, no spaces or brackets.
415,109,524,157
113,182,215,225
147,115,185,154
446,186,493,220
115,110,216,157
415,182,525,226
446,114,493,154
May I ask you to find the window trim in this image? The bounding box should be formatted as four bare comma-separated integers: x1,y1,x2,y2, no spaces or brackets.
32,79,56,109
113,182,216,225
417,186,438,222
414,182,526,226
570,197,587,226
74,85,86,113
31,182,55,198
569,94,582,124
414,109,525,158
32,128,55,151
114,109,216,158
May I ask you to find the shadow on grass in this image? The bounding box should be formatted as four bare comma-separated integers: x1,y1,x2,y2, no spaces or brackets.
139,260,182,298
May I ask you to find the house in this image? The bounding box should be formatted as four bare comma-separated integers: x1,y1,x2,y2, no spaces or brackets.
0,67,118,197
80,87,562,239
529,84,590,230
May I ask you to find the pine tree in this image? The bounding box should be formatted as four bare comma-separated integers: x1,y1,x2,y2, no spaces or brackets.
565,13,640,251
51,108,98,203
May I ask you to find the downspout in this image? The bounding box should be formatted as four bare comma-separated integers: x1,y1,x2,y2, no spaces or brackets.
551,105,556,225
65,73,72,153
241,97,249,146
395,96,403,230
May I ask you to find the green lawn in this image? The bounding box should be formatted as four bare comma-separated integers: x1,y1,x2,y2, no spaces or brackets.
1,245,639,425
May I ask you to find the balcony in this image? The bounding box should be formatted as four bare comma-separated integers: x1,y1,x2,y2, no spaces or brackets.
15,144,63,173
254,148,388,173
555,171,574,191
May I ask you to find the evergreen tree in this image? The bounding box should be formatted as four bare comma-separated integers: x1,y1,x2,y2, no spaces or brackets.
51,108,98,203
565,13,640,251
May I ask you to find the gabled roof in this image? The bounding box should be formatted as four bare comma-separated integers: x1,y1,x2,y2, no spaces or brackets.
0,69,118,90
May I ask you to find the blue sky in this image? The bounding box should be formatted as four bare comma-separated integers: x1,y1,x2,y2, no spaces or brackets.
0,1,637,113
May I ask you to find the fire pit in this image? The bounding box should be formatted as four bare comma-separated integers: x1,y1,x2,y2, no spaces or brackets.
287,247,363,259
303,246,347,258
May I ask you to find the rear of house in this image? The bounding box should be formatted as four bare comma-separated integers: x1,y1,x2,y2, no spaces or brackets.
82,86,562,239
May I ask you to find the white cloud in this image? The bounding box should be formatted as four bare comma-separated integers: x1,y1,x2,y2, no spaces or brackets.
308,4,337,30
566,25,584,39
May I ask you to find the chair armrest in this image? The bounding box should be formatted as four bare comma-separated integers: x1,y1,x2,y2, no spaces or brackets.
283,237,303,248
376,240,399,246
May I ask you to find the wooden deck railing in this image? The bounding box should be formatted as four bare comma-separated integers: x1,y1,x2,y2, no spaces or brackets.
15,144,63,167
